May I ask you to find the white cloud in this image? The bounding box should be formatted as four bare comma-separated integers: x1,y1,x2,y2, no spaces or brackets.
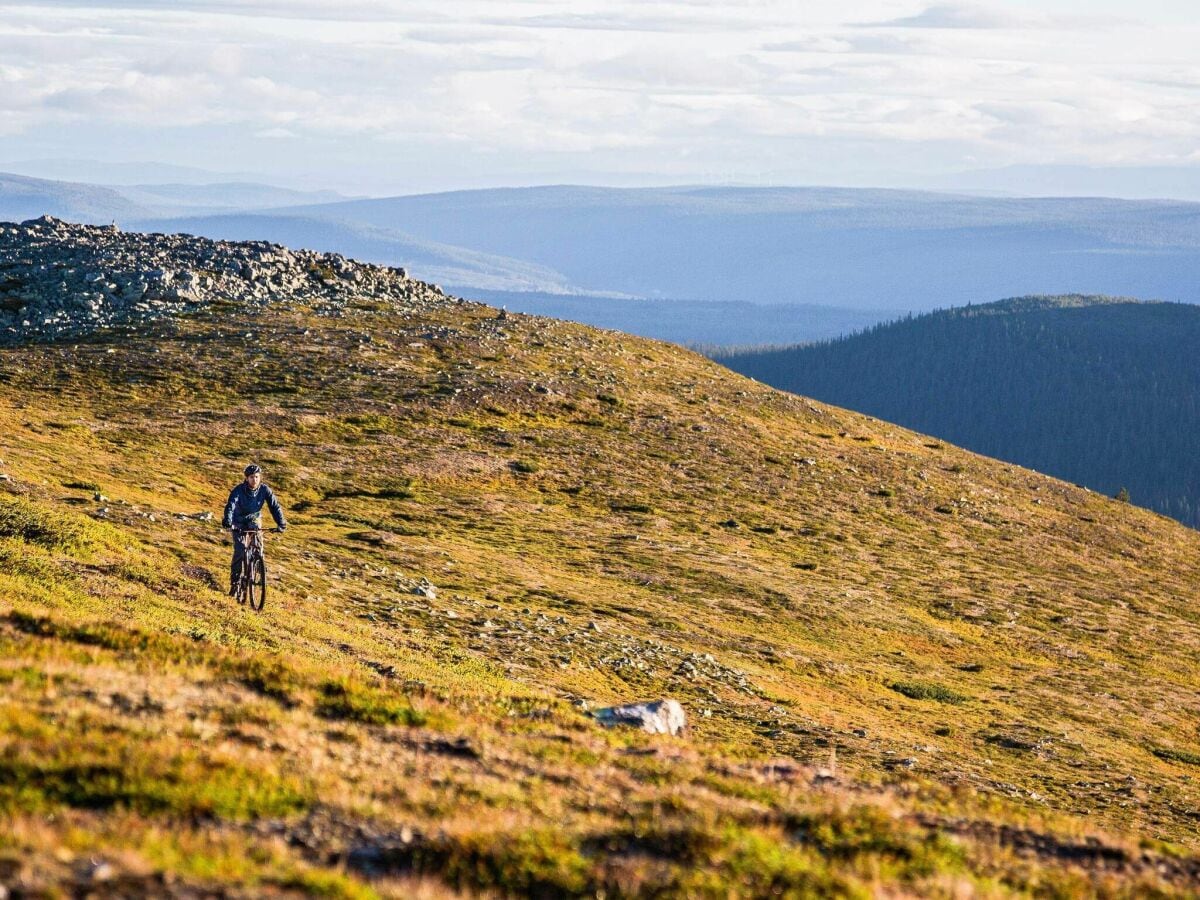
583,47,759,89
0,1,1196,189
762,36,854,53
864,3,1028,29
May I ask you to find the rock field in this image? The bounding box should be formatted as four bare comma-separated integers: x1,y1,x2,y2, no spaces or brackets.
0,215,450,342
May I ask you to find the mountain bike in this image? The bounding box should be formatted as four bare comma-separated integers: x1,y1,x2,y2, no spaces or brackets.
232,528,278,611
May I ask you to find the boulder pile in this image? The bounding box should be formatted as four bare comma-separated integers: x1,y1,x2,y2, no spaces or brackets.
0,215,450,342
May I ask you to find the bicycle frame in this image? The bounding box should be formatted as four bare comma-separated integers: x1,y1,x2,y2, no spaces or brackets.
232,527,277,550
236,528,265,557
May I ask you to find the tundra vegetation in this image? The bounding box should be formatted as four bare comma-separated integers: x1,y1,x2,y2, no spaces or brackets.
1,224,1200,896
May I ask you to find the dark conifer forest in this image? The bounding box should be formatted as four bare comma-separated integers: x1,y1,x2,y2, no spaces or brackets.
713,296,1200,528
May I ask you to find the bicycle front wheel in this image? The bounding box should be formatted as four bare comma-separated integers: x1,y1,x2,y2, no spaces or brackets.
249,556,267,611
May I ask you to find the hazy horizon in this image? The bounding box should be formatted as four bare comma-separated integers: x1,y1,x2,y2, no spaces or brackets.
6,159,1200,205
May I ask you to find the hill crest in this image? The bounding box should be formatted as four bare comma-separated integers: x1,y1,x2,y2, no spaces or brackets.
944,293,1147,316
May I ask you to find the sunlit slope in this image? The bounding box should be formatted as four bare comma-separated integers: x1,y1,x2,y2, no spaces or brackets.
3,288,1200,895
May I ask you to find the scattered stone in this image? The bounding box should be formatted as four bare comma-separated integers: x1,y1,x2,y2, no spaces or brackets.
0,216,454,343
594,698,687,736
412,579,437,599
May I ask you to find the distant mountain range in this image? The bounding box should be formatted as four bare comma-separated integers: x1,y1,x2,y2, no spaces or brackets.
138,214,579,294
0,171,350,222
919,164,1200,202
0,172,148,224
114,182,350,214
4,174,1200,345
266,186,1200,311
713,295,1200,528
0,158,269,186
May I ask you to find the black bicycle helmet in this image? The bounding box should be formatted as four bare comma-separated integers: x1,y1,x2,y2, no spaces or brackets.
244,464,262,476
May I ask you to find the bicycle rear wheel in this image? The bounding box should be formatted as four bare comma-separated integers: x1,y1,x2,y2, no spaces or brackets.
249,556,267,611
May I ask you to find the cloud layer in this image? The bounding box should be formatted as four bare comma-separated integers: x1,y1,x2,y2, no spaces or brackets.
0,1,1196,192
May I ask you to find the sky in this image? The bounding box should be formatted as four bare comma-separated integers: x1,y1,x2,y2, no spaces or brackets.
0,0,1198,194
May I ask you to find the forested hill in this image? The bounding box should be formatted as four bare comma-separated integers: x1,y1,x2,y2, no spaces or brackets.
713,295,1200,528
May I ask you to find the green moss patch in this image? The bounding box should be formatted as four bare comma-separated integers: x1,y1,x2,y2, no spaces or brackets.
888,681,969,704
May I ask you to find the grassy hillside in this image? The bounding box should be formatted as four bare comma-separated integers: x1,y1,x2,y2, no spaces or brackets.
713,295,1200,528
3,270,1200,895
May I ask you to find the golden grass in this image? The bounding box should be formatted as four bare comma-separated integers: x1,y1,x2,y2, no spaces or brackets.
0,295,1198,894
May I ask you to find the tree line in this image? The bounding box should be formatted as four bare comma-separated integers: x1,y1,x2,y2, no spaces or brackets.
712,296,1200,529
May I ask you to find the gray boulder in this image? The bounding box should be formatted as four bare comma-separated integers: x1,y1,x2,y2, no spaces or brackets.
594,698,687,736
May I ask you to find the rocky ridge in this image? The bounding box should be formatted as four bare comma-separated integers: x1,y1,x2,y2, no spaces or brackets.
0,215,449,342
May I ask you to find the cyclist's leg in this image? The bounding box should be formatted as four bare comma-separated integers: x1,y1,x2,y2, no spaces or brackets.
230,531,246,594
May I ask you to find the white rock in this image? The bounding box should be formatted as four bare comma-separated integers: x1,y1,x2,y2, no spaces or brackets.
594,698,687,736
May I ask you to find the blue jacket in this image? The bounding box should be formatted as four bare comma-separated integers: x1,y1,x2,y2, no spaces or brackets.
222,482,287,531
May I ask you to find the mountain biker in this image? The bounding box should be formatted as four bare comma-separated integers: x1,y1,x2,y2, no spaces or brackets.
221,464,286,596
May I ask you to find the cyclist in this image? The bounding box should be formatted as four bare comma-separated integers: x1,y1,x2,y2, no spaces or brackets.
221,464,287,596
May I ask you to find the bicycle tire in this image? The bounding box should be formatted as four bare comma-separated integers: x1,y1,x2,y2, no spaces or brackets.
249,555,267,611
